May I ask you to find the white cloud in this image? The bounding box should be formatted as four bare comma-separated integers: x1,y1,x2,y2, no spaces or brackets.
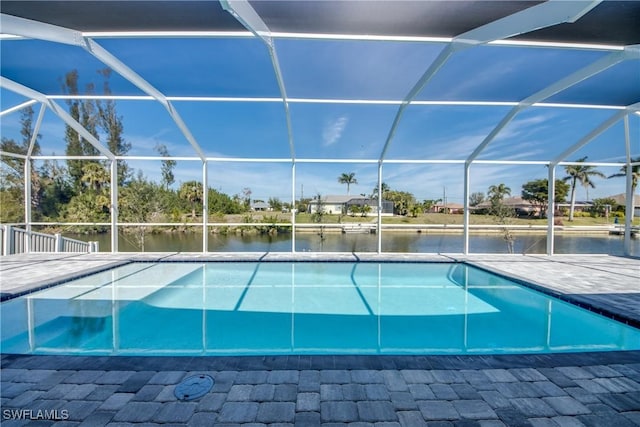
322,116,348,146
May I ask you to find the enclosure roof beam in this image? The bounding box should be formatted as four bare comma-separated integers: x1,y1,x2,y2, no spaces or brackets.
378,0,602,162
0,13,206,161
0,99,38,117
220,0,296,160
0,76,115,161
466,48,632,164
550,101,640,167
26,103,47,157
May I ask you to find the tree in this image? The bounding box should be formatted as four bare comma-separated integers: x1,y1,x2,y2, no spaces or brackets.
591,197,617,218
268,197,283,212
155,143,176,189
608,156,639,221
488,184,511,203
385,190,415,216
562,156,606,221
371,182,390,198
409,204,422,218
338,172,358,195
97,68,131,184
80,163,109,192
209,188,244,214
178,181,203,219
242,187,252,210
421,199,441,213
0,106,42,220
469,192,485,207
521,179,569,218
62,70,100,189
119,173,160,251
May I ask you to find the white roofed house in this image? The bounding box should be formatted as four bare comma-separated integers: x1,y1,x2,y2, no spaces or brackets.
307,195,393,216
250,201,271,211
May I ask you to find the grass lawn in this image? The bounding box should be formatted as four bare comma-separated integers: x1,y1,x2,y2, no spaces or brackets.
219,212,639,226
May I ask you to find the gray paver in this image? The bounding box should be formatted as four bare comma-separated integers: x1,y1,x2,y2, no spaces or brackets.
542,396,591,416
153,385,178,402
78,411,116,427
365,384,391,400
483,369,518,383
383,371,409,392
64,400,102,421
322,384,345,401
132,385,163,401
408,384,436,400
196,392,226,412
342,384,366,401
274,384,297,401
256,402,295,423
430,384,458,400
297,392,320,412
397,411,428,427
252,384,275,401
453,400,498,419
235,370,268,384
152,402,197,423
321,402,359,422
218,402,259,423
390,392,418,410
596,393,640,412
187,412,217,427
113,402,162,423
556,367,594,380
357,401,398,422
321,370,351,384
592,377,640,393
63,371,105,384
99,393,134,411
268,370,299,384
351,370,383,384
533,381,567,397
551,416,587,427
295,411,320,426
510,398,558,418
147,371,185,385
65,384,98,400
227,384,253,401
418,401,459,421
95,371,135,385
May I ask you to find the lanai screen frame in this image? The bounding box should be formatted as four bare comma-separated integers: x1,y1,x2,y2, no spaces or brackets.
0,1,638,255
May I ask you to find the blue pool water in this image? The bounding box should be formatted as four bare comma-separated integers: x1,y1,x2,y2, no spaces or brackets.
2,262,639,356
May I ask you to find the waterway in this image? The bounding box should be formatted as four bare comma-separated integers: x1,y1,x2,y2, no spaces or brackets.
72,231,639,256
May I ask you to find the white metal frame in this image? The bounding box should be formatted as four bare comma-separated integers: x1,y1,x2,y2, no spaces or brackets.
1,1,638,256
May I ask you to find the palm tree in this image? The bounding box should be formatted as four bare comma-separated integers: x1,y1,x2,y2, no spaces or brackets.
488,183,511,203
608,156,640,220
81,162,109,192
563,156,605,221
178,181,203,219
338,172,358,195
372,182,390,198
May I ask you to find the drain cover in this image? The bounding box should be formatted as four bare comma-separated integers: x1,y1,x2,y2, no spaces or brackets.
174,374,214,401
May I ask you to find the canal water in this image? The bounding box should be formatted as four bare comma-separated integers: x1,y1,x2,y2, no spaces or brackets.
72,232,639,256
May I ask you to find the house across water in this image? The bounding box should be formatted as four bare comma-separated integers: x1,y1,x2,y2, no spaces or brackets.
307,195,394,216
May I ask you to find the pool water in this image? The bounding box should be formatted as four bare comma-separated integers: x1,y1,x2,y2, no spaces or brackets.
2,262,639,355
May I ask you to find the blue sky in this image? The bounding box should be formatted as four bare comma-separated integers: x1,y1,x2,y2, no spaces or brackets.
1,36,639,204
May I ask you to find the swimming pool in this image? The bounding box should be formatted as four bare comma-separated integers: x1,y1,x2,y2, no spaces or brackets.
2,262,639,355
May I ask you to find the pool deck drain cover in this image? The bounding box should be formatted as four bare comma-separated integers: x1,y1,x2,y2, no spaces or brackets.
174,374,214,401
